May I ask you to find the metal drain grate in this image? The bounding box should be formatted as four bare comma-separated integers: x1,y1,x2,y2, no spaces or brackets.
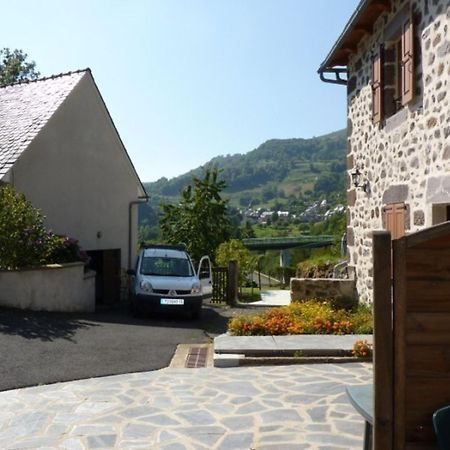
185,347,208,368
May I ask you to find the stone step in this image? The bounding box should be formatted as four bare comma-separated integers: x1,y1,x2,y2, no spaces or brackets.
214,334,373,357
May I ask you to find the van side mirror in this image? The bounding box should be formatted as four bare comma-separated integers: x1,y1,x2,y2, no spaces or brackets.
127,269,136,276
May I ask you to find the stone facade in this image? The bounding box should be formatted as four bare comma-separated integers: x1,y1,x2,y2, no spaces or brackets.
346,0,450,303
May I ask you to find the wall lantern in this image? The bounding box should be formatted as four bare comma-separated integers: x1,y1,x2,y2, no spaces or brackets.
350,166,369,193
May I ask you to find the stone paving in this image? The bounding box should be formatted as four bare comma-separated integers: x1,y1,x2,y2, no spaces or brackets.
0,363,372,449
250,290,291,306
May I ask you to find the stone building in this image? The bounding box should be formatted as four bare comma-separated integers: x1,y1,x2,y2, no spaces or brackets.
319,0,450,302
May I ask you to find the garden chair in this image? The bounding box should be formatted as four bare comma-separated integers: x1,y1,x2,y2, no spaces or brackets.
433,405,450,450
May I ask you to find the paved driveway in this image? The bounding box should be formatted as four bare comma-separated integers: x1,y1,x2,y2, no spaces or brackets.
0,363,372,449
0,304,234,392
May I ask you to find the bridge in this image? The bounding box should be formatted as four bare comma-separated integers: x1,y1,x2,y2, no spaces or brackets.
242,235,335,251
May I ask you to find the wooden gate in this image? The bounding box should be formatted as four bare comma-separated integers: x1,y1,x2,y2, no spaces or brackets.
211,267,228,303
373,221,450,449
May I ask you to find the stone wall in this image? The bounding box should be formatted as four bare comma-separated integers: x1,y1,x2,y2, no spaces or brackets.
290,278,357,305
346,0,450,303
0,262,95,312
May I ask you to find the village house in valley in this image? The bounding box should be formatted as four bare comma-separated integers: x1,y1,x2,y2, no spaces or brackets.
319,0,450,302
0,69,147,304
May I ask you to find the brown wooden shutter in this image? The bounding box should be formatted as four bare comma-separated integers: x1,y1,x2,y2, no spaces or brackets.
401,13,414,105
393,203,406,239
384,204,394,235
383,203,406,240
372,46,383,125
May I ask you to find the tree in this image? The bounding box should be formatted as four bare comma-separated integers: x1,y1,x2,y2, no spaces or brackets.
0,48,40,86
240,220,255,239
216,239,253,285
138,223,160,243
262,185,276,201
159,168,231,263
315,173,344,195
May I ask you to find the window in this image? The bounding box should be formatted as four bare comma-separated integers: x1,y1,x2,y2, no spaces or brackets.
432,204,450,225
383,203,406,240
372,6,415,124
140,256,194,277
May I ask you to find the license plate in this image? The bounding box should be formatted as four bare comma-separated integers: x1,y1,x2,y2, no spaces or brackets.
161,298,184,305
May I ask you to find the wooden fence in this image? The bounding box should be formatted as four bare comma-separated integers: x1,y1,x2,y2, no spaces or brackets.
373,222,450,449
211,261,238,305
211,267,228,303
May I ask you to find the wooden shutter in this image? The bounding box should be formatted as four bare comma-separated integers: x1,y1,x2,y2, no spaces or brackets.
372,46,383,125
383,203,406,240
393,203,406,239
384,204,395,236
401,13,414,105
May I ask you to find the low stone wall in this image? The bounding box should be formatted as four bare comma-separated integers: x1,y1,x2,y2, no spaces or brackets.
0,262,95,312
290,278,357,305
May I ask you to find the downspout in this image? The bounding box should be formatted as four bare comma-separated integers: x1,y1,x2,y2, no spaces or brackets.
128,196,149,269
318,68,348,85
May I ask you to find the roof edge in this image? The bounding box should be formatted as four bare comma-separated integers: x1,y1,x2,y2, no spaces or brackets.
0,68,91,89
84,71,148,199
318,0,384,72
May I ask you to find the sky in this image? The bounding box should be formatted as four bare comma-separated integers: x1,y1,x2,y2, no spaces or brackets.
1,0,359,182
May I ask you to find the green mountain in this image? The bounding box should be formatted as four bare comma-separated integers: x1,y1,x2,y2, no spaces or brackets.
143,129,347,213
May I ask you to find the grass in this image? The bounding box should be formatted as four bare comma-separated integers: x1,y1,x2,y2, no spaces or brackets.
238,287,261,303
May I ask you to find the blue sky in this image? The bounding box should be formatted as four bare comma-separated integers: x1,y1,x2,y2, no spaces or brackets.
1,0,358,182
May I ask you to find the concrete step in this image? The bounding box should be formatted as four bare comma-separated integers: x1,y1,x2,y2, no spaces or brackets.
214,334,373,357
213,353,244,368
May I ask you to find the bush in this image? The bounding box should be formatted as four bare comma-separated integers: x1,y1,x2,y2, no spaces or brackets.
349,303,374,334
352,339,373,358
296,258,338,278
0,185,86,269
227,300,373,336
47,235,89,265
0,185,51,269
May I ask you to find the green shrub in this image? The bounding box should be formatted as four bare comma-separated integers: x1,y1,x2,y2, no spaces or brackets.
349,303,374,334
0,185,51,269
0,185,86,269
227,299,373,336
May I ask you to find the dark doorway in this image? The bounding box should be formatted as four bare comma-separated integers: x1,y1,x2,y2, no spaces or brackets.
87,249,121,305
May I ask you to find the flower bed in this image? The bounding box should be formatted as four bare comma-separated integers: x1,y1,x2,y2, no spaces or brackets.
227,300,373,336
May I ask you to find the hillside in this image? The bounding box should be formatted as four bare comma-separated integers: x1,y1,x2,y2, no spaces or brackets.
143,129,347,215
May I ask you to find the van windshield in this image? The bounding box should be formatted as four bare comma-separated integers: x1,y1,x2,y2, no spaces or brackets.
140,256,194,277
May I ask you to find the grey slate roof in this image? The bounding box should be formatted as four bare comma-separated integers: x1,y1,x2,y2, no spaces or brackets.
0,70,87,177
